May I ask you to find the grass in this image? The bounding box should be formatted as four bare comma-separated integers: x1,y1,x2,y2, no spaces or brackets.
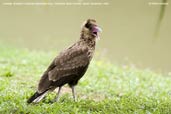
0,45,171,114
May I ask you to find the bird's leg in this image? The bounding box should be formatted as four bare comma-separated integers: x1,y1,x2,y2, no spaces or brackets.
55,86,62,102
71,86,76,101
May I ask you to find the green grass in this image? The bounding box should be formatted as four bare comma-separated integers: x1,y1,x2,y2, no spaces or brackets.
0,45,171,114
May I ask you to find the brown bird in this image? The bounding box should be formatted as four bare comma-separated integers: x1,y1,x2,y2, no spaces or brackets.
27,19,102,103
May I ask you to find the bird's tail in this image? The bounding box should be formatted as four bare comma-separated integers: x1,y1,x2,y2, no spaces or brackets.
27,90,48,103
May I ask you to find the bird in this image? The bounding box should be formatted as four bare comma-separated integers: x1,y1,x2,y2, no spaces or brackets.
27,19,102,103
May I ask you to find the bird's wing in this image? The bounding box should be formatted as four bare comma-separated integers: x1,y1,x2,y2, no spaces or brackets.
48,46,89,81
38,45,89,93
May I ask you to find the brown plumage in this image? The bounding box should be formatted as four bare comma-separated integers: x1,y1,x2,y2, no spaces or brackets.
27,19,102,103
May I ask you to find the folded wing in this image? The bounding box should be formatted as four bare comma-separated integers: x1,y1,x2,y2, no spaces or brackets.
37,45,89,93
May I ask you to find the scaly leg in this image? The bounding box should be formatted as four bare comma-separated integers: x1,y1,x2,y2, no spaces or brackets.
55,86,62,102
71,86,76,101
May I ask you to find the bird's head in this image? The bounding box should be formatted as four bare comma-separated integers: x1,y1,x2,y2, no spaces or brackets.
81,19,102,40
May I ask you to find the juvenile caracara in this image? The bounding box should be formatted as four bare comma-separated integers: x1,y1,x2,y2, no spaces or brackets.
27,19,102,103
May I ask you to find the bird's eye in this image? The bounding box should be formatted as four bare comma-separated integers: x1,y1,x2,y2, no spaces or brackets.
85,23,91,29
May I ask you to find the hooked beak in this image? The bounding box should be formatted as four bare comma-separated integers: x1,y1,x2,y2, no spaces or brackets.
92,26,102,38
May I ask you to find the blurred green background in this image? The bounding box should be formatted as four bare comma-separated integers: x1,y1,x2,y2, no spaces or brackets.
0,0,170,72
